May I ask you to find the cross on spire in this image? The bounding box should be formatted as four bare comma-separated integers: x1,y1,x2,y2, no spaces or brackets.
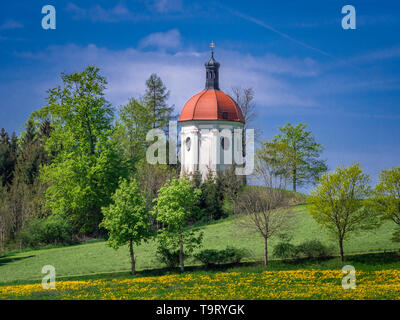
210,40,215,56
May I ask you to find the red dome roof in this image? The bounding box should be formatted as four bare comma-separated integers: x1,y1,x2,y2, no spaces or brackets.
179,90,245,123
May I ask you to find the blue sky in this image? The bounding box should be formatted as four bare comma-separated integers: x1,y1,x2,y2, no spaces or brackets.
0,0,399,190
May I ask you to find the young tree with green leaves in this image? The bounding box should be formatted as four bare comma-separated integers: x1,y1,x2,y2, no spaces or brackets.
152,177,202,271
101,178,152,274
143,73,174,129
271,123,327,192
371,167,400,242
255,140,291,185
308,163,380,262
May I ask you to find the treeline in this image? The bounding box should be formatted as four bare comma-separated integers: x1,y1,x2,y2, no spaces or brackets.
0,67,177,251
0,120,51,251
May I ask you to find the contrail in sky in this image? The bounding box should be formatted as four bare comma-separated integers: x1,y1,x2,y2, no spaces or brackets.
220,4,341,61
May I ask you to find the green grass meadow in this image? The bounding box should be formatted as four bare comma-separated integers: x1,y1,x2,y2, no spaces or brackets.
1,204,398,285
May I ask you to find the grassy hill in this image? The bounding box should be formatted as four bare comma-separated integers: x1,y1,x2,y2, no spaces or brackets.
1,204,398,285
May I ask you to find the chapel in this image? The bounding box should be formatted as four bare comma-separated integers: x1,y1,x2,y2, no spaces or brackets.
178,43,245,180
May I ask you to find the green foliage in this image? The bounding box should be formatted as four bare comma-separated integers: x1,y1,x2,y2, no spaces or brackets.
273,239,333,260
18,215,73,247
0,121,50,250
37,66,114,156
218,166,244,202
135,160,178,211
296,240,334,259
114,98,155,172
189,170,238,223
38,67,128,234
41,142,127,234
189,170,202,189
155,232,190,268
308,163,380,261
155,246,181,268
101,178,152,274
101,178,152,249
0,128,17,187
194,246,249,267
371,167,400,241
200,172,225,221
273,242,299,259
14,119,49,186
269,122,327,191
153,177,201,229
153,177,203,270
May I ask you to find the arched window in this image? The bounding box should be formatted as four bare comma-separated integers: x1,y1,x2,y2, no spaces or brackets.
221,137,229,150
185,137,191,151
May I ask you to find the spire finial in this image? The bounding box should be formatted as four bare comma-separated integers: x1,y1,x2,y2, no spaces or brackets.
205,41,220,90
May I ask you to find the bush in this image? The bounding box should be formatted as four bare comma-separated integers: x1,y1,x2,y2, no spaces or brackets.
296,240,333,259
273,242,298,259
195,246,248,267
194,249,221,267
18,215,73,247
155,240,190,268
273,239,333,261
155,246,181,268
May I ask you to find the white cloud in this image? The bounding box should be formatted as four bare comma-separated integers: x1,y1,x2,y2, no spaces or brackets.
12,42,328,117
150,0,183,13
65,2,146,23
138,29,182,51
350,46,400,64
15,40,399,118
0,20,23,30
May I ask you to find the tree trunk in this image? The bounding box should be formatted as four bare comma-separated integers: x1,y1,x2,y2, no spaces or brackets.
179,233,184,272
129,239,136,275
339,238,344,263
292,166,297,192
264,236,268,266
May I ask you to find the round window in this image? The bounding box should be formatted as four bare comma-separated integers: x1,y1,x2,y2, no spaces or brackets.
221,137,229,150
185,137,191,151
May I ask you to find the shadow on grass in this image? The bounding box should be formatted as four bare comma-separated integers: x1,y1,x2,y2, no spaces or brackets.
269,250,400,270
346,251,400,265
0,254,35,267
1,238,105,257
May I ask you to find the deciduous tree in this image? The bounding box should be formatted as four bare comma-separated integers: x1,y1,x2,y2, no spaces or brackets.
308,163,380,262
101,178,152,274
271,123,327,192
371,167,400,242
38,66,127,234
152,177,202,271
114,98,155,172
234,156,294,266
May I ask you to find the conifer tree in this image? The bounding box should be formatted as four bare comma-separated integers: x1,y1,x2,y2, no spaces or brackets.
143,73,174,129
